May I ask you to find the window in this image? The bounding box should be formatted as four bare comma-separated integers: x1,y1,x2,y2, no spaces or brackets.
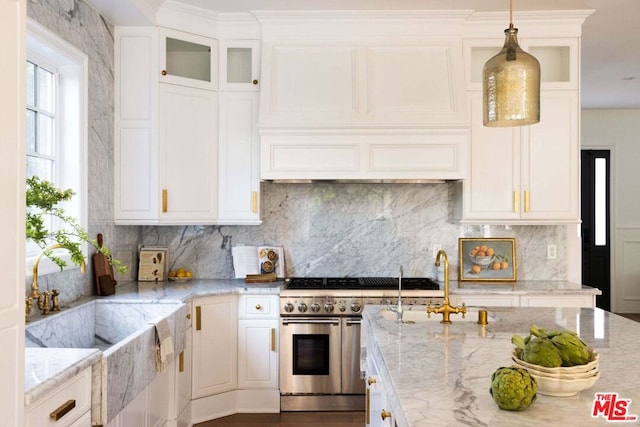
26,19,88,276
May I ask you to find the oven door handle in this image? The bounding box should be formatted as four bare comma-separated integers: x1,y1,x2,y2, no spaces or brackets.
345,318,361,326
281,318,341,325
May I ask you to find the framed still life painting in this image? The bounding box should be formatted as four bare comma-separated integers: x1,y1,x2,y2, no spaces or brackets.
459,238,516,282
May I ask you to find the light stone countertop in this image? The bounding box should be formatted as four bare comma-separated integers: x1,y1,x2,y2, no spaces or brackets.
362,305,640,426
24,279,280,406
24,279,598,409
449,280,602,296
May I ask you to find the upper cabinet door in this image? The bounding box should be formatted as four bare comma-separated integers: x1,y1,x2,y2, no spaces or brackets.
159,27,218,90
219,40,261,91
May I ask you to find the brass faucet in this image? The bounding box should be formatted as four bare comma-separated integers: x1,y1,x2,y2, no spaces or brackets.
30,243,85,315
427,249,467,324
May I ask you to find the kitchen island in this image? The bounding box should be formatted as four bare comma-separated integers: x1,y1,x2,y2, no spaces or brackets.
362,305,640,426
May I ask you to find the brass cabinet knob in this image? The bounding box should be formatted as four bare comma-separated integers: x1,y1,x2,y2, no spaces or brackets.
186,313,191,319
381,409,392,420
252,79,259,85
161,70,167,76
255,304,262,310
367,377,377,386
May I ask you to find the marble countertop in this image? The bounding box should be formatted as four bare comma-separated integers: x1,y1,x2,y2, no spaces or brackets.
362,305,640,426
450,280,602,296
24,279,280,406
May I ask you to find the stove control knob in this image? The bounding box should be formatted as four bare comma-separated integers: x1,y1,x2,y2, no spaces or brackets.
324,303,334,313
310,302,321,313
298,303,308,313
350,302,362,313
339,305,346,312
284,303,294,313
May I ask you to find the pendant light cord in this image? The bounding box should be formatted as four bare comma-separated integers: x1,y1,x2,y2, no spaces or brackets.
509,0,514,30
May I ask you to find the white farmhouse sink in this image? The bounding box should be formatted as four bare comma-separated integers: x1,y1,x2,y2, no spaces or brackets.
25,300,187,424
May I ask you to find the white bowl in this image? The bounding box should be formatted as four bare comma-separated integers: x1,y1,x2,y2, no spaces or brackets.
529,370,600,397
512,349,599,374
512,356,599,380
469,253,494,266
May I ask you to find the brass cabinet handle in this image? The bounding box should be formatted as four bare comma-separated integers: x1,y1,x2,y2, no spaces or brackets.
271,328,276,352
195,306,201,331
252,79,259,85
186,313,191,320
381,409,392,421
255,304,262,310
251,191,258,213
161,70,167,76
162,189,168,213
366,388,371,425
513,191,519,213
179,351,184,372
524,190,530,213
367,377,377,386
50,399,76,421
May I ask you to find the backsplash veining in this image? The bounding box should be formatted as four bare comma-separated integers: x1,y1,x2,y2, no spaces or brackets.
143,183,567,281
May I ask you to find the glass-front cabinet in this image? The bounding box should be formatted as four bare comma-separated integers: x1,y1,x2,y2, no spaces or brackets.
219,40,260,91
159,27,218,90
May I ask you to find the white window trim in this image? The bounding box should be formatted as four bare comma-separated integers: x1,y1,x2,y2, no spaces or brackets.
26,19,88,277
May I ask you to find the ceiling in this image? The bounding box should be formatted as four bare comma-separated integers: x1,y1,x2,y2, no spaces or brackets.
97,0,640,109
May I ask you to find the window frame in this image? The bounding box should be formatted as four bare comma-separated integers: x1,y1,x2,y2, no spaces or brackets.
26,19,88,277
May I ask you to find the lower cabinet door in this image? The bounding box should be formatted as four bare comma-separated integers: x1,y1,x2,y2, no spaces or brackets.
238,319,278,388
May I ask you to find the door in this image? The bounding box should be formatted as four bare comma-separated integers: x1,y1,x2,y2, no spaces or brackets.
279,317,341,394
581,150,611,310
341,318,365,394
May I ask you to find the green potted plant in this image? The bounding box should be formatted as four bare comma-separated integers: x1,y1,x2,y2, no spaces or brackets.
26,176,127,274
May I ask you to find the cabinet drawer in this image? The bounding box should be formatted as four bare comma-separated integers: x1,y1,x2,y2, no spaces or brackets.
26,367,92,427
238,295,279,318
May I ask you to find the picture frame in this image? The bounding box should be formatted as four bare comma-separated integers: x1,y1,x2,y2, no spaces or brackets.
138,247,168,281
458,238,516,282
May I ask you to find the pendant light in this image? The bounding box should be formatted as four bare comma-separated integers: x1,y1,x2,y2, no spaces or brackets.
483,0,540,127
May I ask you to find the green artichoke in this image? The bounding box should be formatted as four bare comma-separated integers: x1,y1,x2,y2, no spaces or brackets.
530,325,591,367
512,333,563,368
490,367,538,411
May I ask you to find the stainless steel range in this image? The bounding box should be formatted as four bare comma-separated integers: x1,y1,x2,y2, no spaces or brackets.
279,276,444,411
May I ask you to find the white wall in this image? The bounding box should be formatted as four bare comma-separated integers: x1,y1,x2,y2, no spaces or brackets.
582,109,640,313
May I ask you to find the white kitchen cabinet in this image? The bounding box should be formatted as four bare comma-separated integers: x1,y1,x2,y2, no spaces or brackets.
237,295,279,389
159,27,217,90
158,83,218,223
192,295,238,399
218,91,260,224
219,40,260,91
453,294,520,308
115,28,219,225
520,294,596,308
25,367,92,427
366,354,394,427
455,90,579,224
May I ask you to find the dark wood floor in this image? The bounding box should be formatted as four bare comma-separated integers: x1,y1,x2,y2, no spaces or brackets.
194,411,365,427
618,313,640,322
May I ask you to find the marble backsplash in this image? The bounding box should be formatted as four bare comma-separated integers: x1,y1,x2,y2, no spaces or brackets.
142,183,568,282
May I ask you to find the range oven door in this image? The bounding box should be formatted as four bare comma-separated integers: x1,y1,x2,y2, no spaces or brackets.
280,317,341,394
342,317,365,394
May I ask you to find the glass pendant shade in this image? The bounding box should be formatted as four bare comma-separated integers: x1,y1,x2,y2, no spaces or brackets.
483,26,540,127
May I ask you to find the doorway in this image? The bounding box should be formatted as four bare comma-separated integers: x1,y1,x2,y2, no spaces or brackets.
580,150,611,311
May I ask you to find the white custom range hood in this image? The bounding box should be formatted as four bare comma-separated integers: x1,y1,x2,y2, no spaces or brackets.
254,10,471,182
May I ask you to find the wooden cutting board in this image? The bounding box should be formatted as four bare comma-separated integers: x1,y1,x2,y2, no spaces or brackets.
93,233,117,296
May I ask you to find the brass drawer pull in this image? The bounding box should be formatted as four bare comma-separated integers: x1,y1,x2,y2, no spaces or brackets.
251,191,258,213
195,306,202,331
255,304,262,310
161,70,167,76
381,409,392,420
179,351,184,372
50,399,76,421
513,191,519,213
367,377,377,386
271,328,277,352
524,190,530,213
162,189,168,213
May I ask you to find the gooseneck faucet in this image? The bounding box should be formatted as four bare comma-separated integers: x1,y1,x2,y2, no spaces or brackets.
29,243,85,314
427,249,466,324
